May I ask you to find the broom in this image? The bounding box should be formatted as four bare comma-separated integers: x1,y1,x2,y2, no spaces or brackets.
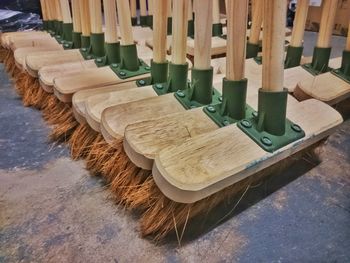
119,0,341,241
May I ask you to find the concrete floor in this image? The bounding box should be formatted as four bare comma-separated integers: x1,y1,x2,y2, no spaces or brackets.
1,32,350,262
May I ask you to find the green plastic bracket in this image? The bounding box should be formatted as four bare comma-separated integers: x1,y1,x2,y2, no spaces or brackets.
284,45,303,69
212,23,223,37
109,44,151,79
81,35,90,49
238,88,305,153
131,17,138,26
175,67,221,109
62,23,73,41
136,60,169,87
42,20,49,31
80,33,105,60
167,17,172,35
302,47,332,75
187,20,195,37
146,15,153,28
48,20,55,35
54,21,63,42
140,16,148,27
152,62,189,95
62,31,81,49
331,50,350,84
204,78,254,127
94,42,120,67
246,42,260,59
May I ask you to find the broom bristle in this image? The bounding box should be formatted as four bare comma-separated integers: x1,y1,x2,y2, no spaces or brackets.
42,98,67,125
14,72,27,96
31,83,51,110
4,52,13,72
22,75,39,107
69,123,98,160
0,48,9,63
135,142,324,241
49,107,79,143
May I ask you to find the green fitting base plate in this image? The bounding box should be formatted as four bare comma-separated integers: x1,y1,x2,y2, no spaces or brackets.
246,42,260,59
212,23,223,37
131,17,138,26
187,20,194,37
61,32,81,49
284,45,303,69
94,42,121,67
110,59,151,79
80,33,105,60
167,17,172,35
146,15,153,28
302,47,332,76
42,20,49,31
140,16,148,27
62,23,73,42
238,115,305,153
136,60,169,87
175,87,222,109
331,50,350,84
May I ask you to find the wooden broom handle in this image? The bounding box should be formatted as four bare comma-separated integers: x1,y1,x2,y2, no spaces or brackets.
226,0,248,81
116,0,134,45
130,0,137,19
72,0,82,32
60,0,72,24
40,0,48,21
171,0,188,64
148,0,154,16
262,0,286,92
249,0,263,45
140,0,147,16
212,0,221,25
45,0,52,21
80,0,91,36
194,0,212,69
153,0,168,63
317,0,338,48
346,23,350,51
89,0,103,34
187,0,193,21
55,0,63,21
167,0,172,18
290,0,309,47
103,0,118,43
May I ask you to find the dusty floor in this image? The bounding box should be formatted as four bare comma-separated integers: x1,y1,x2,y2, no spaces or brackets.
1,32,350,262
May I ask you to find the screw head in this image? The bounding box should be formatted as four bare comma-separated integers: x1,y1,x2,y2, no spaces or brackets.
145,66,151,70
241,119,252,128
96,58,103,63
86,55,92,59
138,79,146,86
223,120,230,126
252,111,258,118
155,83,163,89
63,43,69,48
176,90,185,97
119,71,126,76
261,136,272,146
218,96,223,102
206,105,216,113
81,48,87,52
291,124,302,133
111,63,118,68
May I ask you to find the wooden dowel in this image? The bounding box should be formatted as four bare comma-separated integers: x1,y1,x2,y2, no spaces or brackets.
187,0,193,21
262,0,286,92
89,0,103,34
46,0,54,21
130,0,137,18
55,0,63,21
40,0,48,21
171,0,188,64
116,0,134,45
249,0,263,44
193,0,212,69
140,0,147,16
316,0,338,48
72,0,82,32
226,0,248,81
148,0,154,16
153,0,168,63
167,0,172,18
60,0,72,24
346,23,350,51
103,0,118,43
80,0,91,36
290,0,309,47
212,0,221,24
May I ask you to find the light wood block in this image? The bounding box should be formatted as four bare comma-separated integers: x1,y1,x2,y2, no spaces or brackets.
153,99,343,203
1,31,49,48
10,35,56,51
296,72,350,104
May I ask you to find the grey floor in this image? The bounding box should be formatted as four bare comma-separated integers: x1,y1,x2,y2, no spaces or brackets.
1,32,350,262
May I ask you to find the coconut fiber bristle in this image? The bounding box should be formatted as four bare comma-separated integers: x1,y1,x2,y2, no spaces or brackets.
49,107,79,143
22,75,40,107
132,142,324,241
14,71,27,96
41,96,67,124
0,47,9,63
69,123,98,160
4,51,14,72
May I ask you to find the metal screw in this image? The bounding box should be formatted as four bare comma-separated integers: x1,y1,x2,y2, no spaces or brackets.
261,136,272,146
119,71,126,76
86,55,92,59
252,111,258,118
206,105,216,113
81,48,87,52
241,119,252,128
218,96,223,102
155,83,163,89
145,66,151,70
96,58,103,63
111,63,118,68
64,43,69,48
176,90,185,97
223,120,230,126
138,79,146,86
291,124,302,133
190,105,196,109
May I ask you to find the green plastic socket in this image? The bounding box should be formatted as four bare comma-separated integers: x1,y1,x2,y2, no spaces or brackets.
331,50,350,83
238,88,305,152
94,42,121,67
175,67,221,109
302,47,332,75
246,42,260,59
204,78,254,127
152,62,189,95
62,23,73,42
131,17,138,26
146,15,153,28
42,20,49,31
54,21,63,42
81,35,90,49
140,16,148,27
187,20,195,37
80,33,105,60
137,60,169,87
48,20,55,35
212,23,223,37
167,17,172,35
62,31,81,49
285,46,303,69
